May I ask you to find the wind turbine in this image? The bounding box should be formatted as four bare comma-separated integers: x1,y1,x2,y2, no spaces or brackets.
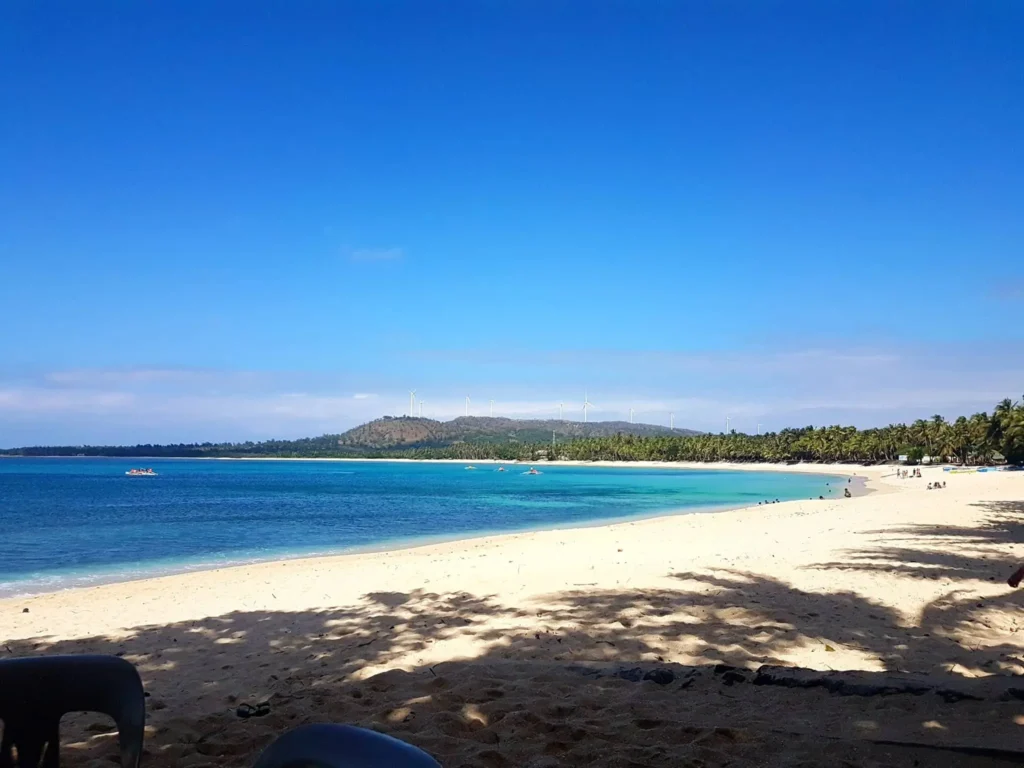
489,399,494,417
582,390,594,423
559,402,563,421
757,423,762,436
670,413,674,430
726,415,731,433
409,390,416,417
465,395,471,417
419,401,424,418
629,407,634,424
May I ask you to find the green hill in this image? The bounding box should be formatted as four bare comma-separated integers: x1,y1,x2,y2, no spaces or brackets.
0,416,699,457
336,416,697,450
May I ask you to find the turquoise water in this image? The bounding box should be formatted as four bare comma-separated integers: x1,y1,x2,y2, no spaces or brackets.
0,459,843,596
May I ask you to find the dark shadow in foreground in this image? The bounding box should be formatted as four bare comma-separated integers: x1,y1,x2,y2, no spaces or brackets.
3,566,1022,767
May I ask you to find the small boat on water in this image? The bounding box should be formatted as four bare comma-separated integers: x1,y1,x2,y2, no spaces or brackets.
526,467,541,475
465,465,477,470
497,467,506,472
126,468,158,476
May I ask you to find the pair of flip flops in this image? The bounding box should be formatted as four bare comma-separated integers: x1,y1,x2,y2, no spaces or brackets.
236,701,271,719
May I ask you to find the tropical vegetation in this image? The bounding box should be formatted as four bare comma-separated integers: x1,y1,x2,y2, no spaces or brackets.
2,395,1022,465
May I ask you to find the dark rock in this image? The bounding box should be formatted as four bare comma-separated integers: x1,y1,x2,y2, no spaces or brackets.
566,665,603,679
21,608,28,613
754,665,939,698
721,671,747,686
713,664,740,676
236,702,271,719
643,668,675,685
936,688,983,703
616,667,644,683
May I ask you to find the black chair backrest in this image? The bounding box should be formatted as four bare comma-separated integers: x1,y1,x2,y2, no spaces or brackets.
253,723,441,768
0,655,145,768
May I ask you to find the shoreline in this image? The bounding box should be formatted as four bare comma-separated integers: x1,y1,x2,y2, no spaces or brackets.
2,462,1021,764
0,462,866,599
3,452,893,470
0,487,868,600
2,462,1017,641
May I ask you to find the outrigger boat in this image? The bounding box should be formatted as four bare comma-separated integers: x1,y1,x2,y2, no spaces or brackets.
126,468,158,476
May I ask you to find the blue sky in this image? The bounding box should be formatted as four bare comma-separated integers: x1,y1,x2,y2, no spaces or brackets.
1,2,1021,445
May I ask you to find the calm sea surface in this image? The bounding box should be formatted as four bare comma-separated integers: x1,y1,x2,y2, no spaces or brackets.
0,459,843,596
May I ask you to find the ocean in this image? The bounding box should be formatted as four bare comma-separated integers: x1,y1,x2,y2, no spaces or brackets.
0,458,844,596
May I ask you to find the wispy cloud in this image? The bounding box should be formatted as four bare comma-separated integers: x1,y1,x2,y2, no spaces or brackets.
345,246,404,263
43,368,226,387
2,341,1021,446
992,279,1024,301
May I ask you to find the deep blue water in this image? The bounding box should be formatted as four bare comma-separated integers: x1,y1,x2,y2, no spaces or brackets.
0,459,842,596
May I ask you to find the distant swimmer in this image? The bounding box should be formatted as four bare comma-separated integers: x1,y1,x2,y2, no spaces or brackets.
497,467,506,472
526,467,540,475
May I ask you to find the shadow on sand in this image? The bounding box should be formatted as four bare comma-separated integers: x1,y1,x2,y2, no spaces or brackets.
3,502,1022,767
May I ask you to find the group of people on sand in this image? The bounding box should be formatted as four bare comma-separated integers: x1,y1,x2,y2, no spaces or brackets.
926,481,947,490
898,468,922,479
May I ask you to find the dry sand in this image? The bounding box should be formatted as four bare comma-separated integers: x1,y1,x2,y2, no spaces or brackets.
1,463,1022,767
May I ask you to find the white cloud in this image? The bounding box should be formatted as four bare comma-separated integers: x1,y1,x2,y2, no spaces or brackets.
346,247,404,262
1,342,1021,445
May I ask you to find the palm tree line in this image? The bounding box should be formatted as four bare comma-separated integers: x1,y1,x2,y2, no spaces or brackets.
3,395,1021,464
384,395,1024,465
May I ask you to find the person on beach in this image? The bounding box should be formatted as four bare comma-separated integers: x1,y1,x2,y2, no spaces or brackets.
844,487,851,498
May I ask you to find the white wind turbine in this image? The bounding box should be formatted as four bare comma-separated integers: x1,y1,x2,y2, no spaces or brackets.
465,395,471,417
582,390,594,423
409,390,416,417
629,407,634,424
670,413,674,430
489,399,494,417
419,400,424,418
559,402,564,420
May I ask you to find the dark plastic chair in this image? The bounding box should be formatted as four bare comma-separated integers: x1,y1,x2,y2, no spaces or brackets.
253,724,441,768
0,655,145,768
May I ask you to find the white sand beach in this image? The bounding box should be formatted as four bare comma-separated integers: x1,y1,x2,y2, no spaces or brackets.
2,463,1022,767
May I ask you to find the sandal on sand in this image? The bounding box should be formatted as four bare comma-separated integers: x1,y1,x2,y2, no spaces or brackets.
237,701,271,719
